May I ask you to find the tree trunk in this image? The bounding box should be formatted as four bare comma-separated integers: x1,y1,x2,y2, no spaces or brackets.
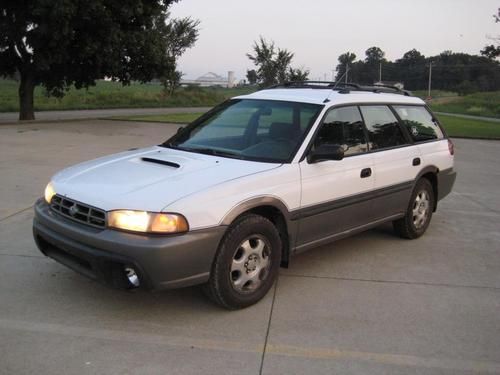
19,72,35,121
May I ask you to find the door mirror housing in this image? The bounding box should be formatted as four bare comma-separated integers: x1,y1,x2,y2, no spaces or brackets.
307,144,344,163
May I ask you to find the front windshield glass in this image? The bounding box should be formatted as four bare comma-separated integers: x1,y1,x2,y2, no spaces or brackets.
164,99,323,163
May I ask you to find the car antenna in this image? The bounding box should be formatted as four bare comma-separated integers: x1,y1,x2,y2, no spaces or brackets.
323,69,348,103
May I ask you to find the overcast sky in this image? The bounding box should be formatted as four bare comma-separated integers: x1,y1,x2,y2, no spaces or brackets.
169,0,500,81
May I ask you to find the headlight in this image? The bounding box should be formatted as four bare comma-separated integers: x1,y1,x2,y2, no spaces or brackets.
44,182,56,204
108,210,189,234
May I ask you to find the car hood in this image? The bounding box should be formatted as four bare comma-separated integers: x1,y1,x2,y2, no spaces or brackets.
52,146,280,212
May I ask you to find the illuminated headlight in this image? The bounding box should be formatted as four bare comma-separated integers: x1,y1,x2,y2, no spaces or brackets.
44,182,56,204
108,210,189,234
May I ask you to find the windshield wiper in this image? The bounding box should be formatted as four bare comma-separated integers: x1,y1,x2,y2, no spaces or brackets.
176,146,246,160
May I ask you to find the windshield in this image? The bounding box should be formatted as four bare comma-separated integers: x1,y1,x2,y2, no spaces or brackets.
163,99,323,163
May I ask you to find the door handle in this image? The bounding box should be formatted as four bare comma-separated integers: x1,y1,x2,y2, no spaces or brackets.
360,168,372,178
413,157,421,166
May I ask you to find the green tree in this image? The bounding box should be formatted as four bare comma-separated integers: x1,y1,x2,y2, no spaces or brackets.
335,52,356,81
364,46,385,63
160,15,200,95
246,37,307,86
246,69,258,85
288,67,309,82
480,7,500,60
395,49,426,90
0,0,179,120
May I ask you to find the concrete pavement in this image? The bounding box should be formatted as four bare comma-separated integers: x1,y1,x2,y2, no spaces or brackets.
0,120,499,374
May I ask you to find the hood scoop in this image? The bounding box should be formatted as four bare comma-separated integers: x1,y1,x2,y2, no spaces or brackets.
141,157,180,169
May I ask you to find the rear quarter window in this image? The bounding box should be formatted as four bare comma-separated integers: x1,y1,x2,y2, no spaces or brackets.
393,106,444,142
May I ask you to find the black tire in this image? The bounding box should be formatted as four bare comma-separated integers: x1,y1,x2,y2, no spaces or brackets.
393,178,435,239
203,214,281,310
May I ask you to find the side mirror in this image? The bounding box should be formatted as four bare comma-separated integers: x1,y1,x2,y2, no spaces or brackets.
176,126,184,134
307,144,344,163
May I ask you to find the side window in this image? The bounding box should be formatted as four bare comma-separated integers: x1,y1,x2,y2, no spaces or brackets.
393,106,444,142
314,106,368,156
359,106,407,150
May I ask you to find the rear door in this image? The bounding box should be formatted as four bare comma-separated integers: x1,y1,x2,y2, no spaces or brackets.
297,106,374,249
359,105,419,220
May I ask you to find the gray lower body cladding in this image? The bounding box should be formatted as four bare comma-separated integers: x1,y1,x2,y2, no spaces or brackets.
33,199,226,290
437,168,456,201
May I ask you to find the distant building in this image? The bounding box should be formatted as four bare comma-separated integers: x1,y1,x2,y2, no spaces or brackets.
374,81,405,89
181,71,236,88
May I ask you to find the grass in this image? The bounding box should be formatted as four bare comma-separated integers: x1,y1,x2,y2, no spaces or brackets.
0,79,255,112
436,114,500,139
429,91,500,118
113,112,500,139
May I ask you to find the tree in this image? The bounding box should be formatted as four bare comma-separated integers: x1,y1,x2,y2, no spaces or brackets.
335,52,356,81
246,37,307,86
0,0,179,120
365,46,385,63
288,67,309,82
246,69,258,85
160,15,200,95
395,49,426,90
480,7,500,60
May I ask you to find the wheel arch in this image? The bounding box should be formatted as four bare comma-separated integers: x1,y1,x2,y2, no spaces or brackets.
415,166,439,211
220,197,295,268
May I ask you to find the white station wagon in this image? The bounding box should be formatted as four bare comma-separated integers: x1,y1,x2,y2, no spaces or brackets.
33,82,456,309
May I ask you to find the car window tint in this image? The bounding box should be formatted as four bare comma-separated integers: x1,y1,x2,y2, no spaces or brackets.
359,106,407,150
315,106,368,156
176,99,322,163
393,106,444,142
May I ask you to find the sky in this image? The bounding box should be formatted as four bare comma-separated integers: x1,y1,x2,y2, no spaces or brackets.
169,0,500,82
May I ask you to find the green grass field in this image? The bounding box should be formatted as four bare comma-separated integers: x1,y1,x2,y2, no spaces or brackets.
1,78,498,120
0,79,254,112
436,114,500,139
114,112,500,140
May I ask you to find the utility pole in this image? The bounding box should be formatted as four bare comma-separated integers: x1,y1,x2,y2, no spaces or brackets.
427,62,433,99
379,62,382,82
331,69,335,82
345,63,348,83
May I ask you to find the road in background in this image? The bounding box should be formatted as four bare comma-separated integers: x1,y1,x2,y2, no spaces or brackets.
0,107,211,124
0,120,499,374
435,112,500,123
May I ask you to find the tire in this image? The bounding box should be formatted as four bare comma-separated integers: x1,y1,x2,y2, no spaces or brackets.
204,214,282,310
393,178,435,239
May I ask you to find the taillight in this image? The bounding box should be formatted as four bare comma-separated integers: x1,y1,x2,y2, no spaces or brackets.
448,139,455,156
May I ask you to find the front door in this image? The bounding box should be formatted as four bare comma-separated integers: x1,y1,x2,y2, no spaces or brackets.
296,106,375,250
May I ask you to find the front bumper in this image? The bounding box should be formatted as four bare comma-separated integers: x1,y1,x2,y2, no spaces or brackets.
33,199,226,290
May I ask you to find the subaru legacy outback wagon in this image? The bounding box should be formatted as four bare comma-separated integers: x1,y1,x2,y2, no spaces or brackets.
33,82,456,309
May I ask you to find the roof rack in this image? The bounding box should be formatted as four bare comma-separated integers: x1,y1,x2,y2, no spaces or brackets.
267,81,412,96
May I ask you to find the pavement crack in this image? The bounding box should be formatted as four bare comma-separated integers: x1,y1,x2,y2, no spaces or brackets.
0,253,44,259
280,273,500,291
259,277,279,375
0,205,33,222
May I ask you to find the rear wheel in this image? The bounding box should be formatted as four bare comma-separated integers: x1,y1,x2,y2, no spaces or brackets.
204,214,281,309
393,178,435,239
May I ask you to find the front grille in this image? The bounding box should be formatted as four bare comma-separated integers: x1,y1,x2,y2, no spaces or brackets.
50,195,106,229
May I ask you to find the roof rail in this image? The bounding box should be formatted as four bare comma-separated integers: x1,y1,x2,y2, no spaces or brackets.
267,81,412,96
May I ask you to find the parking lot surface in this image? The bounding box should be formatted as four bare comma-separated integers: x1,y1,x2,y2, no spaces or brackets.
1,119,499,375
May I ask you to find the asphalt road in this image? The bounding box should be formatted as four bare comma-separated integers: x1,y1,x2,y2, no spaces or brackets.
0,119,499,375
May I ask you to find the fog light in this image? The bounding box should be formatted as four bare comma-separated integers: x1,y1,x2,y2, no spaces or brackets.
124,267,140,288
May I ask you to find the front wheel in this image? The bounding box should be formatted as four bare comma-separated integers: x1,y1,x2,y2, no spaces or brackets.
393,178,435,239
204,214,281,310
